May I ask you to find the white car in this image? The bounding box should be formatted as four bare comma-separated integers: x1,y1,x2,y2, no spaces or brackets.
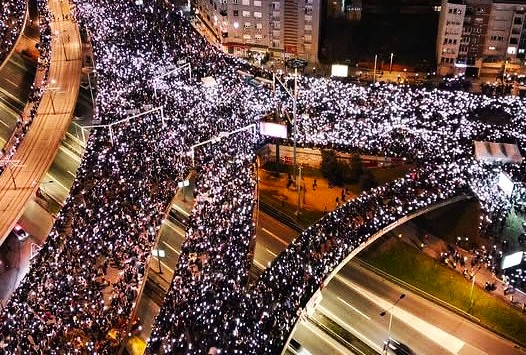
12,224,29,241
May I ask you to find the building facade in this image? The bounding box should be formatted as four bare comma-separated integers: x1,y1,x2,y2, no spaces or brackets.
191,0,321,64
437,0,526,77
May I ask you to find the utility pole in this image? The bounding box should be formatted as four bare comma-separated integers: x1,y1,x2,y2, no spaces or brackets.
296,165,302,216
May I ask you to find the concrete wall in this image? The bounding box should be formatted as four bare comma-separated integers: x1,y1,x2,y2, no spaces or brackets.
258,144,406,169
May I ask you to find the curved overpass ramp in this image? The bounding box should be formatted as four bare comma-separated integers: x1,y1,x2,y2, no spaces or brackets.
240,167,472,353
0,0,81,244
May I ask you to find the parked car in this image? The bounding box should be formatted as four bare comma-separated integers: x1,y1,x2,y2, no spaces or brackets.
384,338,415,355
12,224,29,241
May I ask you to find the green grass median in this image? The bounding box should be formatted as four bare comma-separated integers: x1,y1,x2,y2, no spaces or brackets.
361,237,526,346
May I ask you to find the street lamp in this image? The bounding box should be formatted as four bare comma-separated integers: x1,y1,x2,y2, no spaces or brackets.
274,58,307,187
389,52,394,72
47,79,62,114
39,180,54,197
178,180,190,202
152,248,166,274
380,293,406,354
373,54,378,83
54,30,68,61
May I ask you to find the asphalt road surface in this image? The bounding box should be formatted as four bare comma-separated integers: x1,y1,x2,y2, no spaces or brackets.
0,6,39,148
4,116,524,355
0,0,82,244
6,151,525,355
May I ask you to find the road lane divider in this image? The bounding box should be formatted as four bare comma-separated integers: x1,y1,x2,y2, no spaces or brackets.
162,241,180,255
334,275,466,354
317,305,383,354
265,248,277,257
336,296,371,320
261,227,289,246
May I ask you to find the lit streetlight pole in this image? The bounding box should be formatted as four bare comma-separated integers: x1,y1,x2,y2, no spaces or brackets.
47,79,63,114
178,180,190,202
380,293,406,354
296,165,302,216
284,58,307,185
389,52,394,72
40,180,54,196
54,30,68,61
373,54,378,83
152,249,166,274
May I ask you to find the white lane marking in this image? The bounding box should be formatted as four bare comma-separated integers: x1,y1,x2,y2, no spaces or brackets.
59,144,81,163
334,275,466,354
172,203,190,217
4,78,18,87
261,227,289,246
318,305,383,353
0,86,22,105
0,119,8,128
336,296,371,320
151,256,174,274
162,241,180,255
254,259,266,270
67,170,76,177
163,219,185,237
265,248,277,257
301,319,351,354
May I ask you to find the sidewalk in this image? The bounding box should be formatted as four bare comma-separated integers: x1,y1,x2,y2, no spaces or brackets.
394,222,526,313
259,167,355,214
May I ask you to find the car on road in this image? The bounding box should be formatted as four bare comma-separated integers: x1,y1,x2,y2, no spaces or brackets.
384,338,415,355
12,224,29,241
289,339,312,355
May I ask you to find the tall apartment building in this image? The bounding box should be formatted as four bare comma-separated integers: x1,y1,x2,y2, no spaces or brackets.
437,0,526,76
190,0,321,64
485,1,526,60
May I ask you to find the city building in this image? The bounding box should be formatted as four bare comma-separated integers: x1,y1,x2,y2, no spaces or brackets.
437,0,526,77
345,0,362,21
191,0,321,64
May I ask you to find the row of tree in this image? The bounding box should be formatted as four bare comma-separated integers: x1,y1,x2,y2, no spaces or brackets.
320,150,377,190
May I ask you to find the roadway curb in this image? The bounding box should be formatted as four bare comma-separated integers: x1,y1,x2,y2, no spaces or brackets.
356,257,480,322
308,313,378,355
355,258,526,350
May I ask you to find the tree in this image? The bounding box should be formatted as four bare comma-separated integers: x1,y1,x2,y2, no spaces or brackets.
321,150,343,186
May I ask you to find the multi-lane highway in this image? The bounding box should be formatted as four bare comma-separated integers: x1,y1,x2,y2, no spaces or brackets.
315,261,523,355
6,137,525,355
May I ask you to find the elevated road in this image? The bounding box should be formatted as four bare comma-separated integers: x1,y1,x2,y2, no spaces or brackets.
0,0,81,244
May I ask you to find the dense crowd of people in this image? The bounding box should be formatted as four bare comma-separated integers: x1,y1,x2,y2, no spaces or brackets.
149,135,259,353
0,0,25,66
238,164,470,353
0,0,524,353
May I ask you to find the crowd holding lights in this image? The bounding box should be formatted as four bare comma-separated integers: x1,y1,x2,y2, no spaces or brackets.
0,0,524,353
149,135,259,354
0,0,25,66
